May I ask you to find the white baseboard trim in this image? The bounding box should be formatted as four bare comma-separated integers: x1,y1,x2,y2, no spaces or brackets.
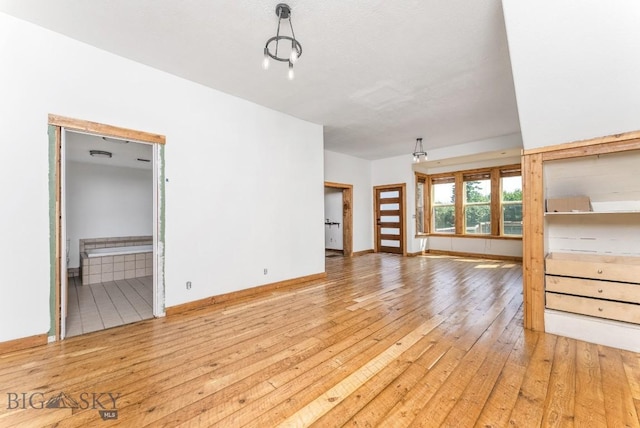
545,309,640,352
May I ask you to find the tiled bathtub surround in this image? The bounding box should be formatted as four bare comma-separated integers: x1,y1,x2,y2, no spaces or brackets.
80,236,153,285
79,236,152,255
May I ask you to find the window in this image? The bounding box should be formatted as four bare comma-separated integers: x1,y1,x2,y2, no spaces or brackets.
500,169,523,236
432,177,455,234
463,172,491,234
416,179,426,234
415,164,521,238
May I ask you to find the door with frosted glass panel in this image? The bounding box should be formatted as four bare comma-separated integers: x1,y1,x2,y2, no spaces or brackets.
374,185,405,254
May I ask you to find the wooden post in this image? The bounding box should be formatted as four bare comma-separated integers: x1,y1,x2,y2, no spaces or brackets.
522,152,545,331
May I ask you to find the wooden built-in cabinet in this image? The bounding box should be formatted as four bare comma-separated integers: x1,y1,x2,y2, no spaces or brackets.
545,252,640,325
521,130,640,351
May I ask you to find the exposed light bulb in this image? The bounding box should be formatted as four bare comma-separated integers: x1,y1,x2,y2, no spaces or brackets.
290,43,299,63
288,61,295,80
262,48,270,70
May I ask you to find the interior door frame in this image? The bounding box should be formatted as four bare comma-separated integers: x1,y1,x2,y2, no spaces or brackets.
60,130,68,339
48,114,166,341
324,182,353,257
373,183,406,255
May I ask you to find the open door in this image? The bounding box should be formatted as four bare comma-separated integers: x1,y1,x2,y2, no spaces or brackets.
324,182,353,257
374,184,406,255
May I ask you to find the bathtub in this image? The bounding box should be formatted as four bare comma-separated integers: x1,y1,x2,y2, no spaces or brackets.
81,244,153,285
85,244,153,258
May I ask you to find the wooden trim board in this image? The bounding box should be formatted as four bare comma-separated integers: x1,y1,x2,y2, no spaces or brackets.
166,272,327,316
48,114,166,144
522,130,640,158
424,249,522,262
352,249,374,257
324,182,353,257
521,152,545,331
419,233,522,241
407,251,426,257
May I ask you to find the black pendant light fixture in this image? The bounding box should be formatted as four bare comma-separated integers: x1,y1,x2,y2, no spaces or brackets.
412,138,427,163
262,3,302,80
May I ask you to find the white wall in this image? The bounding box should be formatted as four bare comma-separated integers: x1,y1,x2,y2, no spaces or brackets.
324,150,373,253
324,188,343,250
66,161,153,268
502,0,640,149
0,13,324,343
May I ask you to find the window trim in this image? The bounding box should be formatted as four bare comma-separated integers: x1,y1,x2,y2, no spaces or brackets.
431,179,456,234
500,174,524,237
415,179,426,235
415,164,522,239
462,176,492,235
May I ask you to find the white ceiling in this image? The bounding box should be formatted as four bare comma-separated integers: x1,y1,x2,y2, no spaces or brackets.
0,0,521,160
66,131,153,170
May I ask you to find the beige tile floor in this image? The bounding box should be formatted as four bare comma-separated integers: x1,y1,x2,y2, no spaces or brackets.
65,275,153,337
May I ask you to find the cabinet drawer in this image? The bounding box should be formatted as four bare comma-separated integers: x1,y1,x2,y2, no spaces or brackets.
546,292,640,324
546,275,640,304
546,252,640,284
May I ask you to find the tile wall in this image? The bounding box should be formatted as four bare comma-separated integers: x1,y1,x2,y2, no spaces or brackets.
79,236,153,285
79,236,152,254
82,252,153,285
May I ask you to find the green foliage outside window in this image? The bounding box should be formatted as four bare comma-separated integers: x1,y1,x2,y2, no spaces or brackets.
464,180,490,234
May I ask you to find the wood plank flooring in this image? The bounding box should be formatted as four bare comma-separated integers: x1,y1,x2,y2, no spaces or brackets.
0,254,639,427
65,276,153,337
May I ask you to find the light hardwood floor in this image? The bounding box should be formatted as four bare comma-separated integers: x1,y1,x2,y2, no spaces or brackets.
0,254,638,427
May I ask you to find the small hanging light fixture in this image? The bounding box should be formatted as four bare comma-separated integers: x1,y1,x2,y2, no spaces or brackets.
412,138,427,163
262,3,302,80
90,150,112,158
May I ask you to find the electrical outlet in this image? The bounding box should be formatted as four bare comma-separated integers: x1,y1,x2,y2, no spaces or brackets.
186,281,192,290
263,268,268,275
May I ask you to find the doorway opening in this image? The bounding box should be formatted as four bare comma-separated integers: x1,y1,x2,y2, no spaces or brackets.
374,183,406,255
324,182,353,257
48,115,166,341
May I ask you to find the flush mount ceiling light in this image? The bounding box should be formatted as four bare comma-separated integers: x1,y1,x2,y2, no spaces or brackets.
262,3,302,80
90,150,112,158
412,138,427,163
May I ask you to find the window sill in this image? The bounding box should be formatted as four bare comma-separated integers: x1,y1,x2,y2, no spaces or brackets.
414,233,522,241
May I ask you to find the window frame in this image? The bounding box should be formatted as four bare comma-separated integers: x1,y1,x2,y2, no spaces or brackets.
430,176,456,234
415,177,427,234
415,164,521,239
462,172,492,235
499,169,523,237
